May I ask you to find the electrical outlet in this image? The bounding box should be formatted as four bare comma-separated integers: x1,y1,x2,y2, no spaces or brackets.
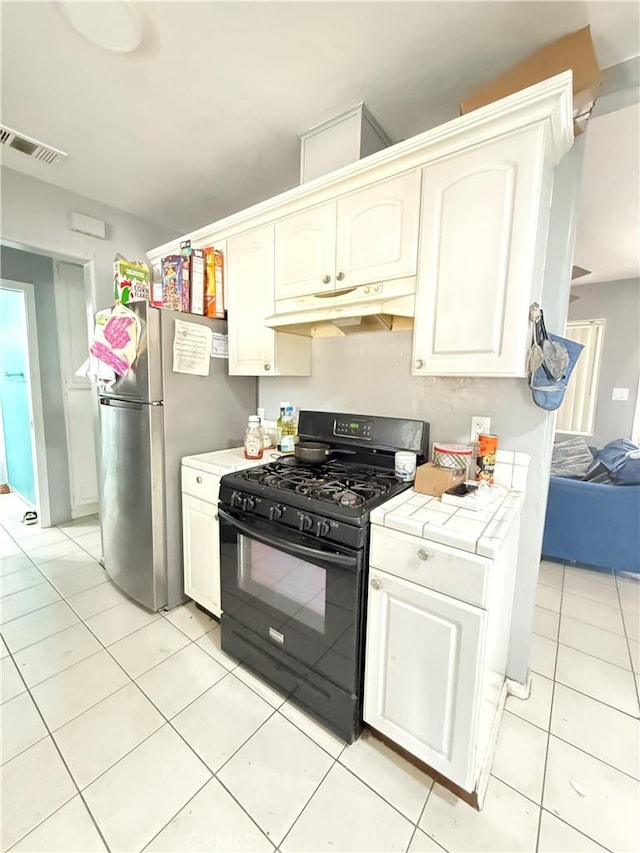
470,416,491,443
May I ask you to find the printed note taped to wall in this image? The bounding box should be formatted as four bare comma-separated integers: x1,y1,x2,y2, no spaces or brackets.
173,319,212,376
211,333,229,359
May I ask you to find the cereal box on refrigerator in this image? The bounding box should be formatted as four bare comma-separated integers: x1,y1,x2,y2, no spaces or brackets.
189,249,205,315
179,240,192,313
161,255,184,311
113,258,150,304
203,247,225,319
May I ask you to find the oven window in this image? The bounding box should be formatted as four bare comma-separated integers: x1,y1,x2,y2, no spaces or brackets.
238,536,326,633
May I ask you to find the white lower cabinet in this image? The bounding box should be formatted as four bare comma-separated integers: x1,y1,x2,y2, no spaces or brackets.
182,477,221,618
364,567,486,791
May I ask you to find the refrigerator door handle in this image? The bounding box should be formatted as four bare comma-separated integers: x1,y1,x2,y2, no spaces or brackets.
99,397,144,411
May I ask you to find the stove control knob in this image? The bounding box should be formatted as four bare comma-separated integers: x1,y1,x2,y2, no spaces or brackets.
230,491,243,509
243,496,256,512
297,513,313,532
315,520,331,537
269,504,284,521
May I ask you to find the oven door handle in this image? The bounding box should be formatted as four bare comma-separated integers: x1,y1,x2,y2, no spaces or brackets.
218,508,358,568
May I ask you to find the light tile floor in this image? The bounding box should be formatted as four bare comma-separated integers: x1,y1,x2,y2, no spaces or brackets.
1,493,639,852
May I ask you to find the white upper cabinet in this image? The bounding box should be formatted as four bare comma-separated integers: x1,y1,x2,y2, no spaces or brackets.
275,202,336,299
335,170,421,289
274,171,421,300
227,224,311,376
412,126,552,377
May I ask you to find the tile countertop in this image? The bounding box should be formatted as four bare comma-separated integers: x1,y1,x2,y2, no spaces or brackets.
181,446,270,476
370,486,525,560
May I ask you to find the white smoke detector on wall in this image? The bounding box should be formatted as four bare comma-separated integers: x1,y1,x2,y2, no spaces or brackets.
57,0,142,53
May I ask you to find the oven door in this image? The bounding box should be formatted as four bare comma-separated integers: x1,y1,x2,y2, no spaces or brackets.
219,507,364,694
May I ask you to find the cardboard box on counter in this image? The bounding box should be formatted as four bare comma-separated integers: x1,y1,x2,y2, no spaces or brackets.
459,26,602,135
414,462,466,498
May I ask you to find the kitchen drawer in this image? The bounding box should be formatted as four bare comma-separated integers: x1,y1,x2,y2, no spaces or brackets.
369,526,489,608
181,466,220,504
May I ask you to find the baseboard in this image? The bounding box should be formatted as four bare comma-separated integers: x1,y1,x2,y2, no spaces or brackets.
475,680,508,810
505,674,531,700
71,503,99,520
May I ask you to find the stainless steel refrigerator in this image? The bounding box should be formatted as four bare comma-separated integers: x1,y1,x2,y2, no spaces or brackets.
97,302,256,611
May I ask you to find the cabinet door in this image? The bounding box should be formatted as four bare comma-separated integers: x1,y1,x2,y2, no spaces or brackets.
413,127,548,376
275,202,336,299
182,492,221,618
226,225,276,376
364,568,485,791
335,171,421,289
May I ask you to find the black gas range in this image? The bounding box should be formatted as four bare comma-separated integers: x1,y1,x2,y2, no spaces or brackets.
218,410,429,742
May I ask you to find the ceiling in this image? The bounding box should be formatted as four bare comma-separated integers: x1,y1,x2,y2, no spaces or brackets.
1,1,639,278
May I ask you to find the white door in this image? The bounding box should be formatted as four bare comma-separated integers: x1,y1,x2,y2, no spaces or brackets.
182,492,221,617
275,201,336,299
54,261,98,516
335,171,422,289
412,127,548,376
227,224,277,376
364,568,485,791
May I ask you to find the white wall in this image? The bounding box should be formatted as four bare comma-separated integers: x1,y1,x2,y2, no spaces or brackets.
0,167,177,311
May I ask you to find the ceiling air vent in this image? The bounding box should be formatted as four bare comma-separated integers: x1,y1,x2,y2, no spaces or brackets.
0,124,68,166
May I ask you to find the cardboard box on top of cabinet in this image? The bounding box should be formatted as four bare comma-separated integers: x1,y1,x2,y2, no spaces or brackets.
414,462,466,498
459,26,602,135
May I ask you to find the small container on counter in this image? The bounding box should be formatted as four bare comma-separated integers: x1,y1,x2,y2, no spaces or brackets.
476,434,498,484
395,451,417,482
243,415,264,460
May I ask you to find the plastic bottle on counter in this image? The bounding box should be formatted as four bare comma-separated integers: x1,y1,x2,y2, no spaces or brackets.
276,402,289,451
280,405,297,453
244,416,264,460
257,407,271,450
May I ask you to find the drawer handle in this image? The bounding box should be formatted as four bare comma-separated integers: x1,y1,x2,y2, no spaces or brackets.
370,578,381,590
322,274,331,284
417,548,431,561
415,359,424,370
264,363,271,371
336,271,345,282
196,476,203,484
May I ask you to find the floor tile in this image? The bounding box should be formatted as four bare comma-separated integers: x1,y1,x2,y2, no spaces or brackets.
340,729,433,822
529,633,557,678
0,554,33,577
616,575,640,606
30,649,129,731
281,762,414,852
145,776,272,852
561,591,625,635
137,643,227,719
279,699,347,758
0,540,23,558
219,713,333,845
419,776,539,852
65,581,129,620
1,636,7,657
59,518,101,538
537,810,608,852
536,583,561,613
629,639,640,674
13,623,102,687
18,530,69,552
551,683,640,779
492,711,547,802
538,560,564,590
407,829,447,852
71,530,102,551
621,601,640,640
9,795,107,852
555,644,639,716
44,562,107,598
1,566,47,598
173,673,273,772
54,682,164,789
85,598,160,646
2,601,79,653
37,552,98,580
234,663,287,708
533,606,560,640
1,581,61,623
563,572,620,608
564,564,615,588
543,735,640,852
506,673,553,731
1,656,26,703
1,691,48,764
108,618,190,678
196,625,238,670
83,724,211,853
27,540,82,565
1,737,76,850
559,614,631,668
163,600,216,640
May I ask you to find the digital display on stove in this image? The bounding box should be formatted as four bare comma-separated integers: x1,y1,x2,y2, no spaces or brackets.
333,418,373,440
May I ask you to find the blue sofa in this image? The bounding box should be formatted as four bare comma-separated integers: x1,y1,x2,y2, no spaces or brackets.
542,476,640,573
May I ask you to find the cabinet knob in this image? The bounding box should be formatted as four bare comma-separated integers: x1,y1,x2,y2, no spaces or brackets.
214,514,219,521
363,286,370,294
415,359,424,370
322,274,331,284
417,548,431,562
336,271,345,282
263,363,271,371
370,578,381,590
196,476,203,484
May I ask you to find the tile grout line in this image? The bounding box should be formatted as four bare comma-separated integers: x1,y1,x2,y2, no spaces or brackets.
403,778,436,853
615,575,640,713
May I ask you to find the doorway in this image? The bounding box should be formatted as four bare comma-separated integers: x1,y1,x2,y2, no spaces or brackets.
0,279,51,524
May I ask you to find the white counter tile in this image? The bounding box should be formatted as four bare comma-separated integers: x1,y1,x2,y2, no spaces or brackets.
182,447,269,477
